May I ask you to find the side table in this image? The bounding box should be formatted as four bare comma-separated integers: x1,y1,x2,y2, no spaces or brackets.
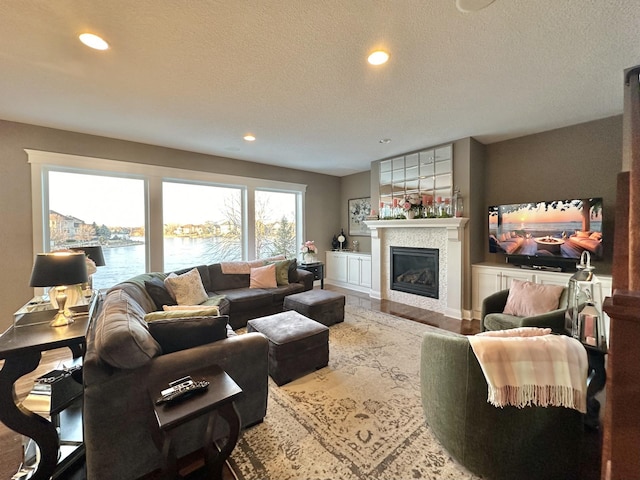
299,261,324,289
149,365,242,480
584,344,607,430
0,311,91,480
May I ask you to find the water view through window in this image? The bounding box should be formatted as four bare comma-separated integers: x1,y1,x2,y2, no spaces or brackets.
46,171,302,290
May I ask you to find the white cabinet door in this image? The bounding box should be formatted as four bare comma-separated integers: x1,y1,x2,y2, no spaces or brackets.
326,252,348,283
500,270,535,290
347,256,361,285
359,256,372,288
472,266,502,318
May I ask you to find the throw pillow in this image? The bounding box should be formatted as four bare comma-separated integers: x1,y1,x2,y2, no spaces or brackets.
287,258,299,283
163,268,208,305
249,263,277,288
502,279,564,317
144,305,221,322
145,277,178,310
147,315,229,354
266,259,292,286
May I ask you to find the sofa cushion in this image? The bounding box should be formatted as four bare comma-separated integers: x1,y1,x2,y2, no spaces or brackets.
94,289,161,369
145,277,178,310
144,305,221,322
250,263,277,288
164,267,209,305
287,258,299,283
215,288,273,312
147,315,229,354
269,282,306,303
503,279,564,317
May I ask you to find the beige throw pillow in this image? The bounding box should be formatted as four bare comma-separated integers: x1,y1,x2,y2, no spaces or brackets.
163,268,208,305
144,305,220,322
249,263,277,288
502,279,564,317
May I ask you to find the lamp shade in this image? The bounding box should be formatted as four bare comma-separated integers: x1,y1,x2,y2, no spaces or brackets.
29,252,89,287
70,245,106,266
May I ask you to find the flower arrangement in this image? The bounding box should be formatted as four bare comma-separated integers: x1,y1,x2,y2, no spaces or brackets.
300,240,318,254
402,194,422,213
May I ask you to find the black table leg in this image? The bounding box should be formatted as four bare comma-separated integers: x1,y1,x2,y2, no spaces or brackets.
0,351,60,480
204,402,241,480
585,349,606,430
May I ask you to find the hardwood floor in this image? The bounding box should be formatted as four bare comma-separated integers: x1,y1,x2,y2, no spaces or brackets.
0,287,601,480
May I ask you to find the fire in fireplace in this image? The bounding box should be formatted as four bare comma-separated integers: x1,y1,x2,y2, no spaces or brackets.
390,246,439,298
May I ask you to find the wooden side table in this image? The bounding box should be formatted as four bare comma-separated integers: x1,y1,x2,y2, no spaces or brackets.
299,261,324,289
0,311,91,480
149,366,242,480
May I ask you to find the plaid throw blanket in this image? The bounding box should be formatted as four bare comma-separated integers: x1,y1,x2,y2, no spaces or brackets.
468,327,588,413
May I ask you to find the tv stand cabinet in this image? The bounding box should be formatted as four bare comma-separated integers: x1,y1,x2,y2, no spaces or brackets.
471,262,613,320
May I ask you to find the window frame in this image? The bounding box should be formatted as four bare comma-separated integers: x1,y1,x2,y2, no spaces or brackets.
28,149,307,277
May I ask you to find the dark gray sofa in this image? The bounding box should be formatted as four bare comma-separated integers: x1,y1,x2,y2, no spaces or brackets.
83,259,313,479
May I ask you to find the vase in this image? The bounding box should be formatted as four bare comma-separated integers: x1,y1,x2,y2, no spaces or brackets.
405,210,415,219
303,253,317,264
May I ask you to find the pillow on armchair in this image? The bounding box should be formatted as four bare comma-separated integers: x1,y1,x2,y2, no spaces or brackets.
503,280,564,317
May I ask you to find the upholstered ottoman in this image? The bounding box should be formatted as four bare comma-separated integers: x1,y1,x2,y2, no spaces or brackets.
247,311,329,386
283,290,345,327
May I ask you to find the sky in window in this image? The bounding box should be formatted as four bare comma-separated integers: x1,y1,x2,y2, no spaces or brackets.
49,171,144,227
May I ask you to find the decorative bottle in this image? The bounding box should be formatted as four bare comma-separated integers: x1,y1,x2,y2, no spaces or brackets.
453,187,464,217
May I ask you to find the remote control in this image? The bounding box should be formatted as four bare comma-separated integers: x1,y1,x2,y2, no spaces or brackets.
155,380,210,405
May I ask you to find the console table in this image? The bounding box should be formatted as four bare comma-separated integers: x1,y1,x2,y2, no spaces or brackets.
0,311,90,480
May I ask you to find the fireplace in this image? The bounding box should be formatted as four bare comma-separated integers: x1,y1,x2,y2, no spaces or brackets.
390,246,439,298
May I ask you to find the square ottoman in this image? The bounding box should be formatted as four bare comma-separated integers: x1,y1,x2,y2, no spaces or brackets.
247,311,329,386
283,290,345,327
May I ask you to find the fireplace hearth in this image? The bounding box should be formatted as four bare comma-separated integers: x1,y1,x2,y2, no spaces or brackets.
390,246,439,298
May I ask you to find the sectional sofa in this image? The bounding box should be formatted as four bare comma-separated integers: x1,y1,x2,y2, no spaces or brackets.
83,258,313,479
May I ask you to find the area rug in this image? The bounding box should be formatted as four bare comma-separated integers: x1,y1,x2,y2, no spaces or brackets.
230,305,481,480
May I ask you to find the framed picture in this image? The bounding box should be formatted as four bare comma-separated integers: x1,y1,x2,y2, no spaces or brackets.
348,197,371,236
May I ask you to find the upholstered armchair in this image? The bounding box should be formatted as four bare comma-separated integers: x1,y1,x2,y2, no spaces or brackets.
420,330,584,480
481,285,570,333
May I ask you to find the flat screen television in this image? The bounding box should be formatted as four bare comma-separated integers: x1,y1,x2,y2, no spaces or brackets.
488,198,603,271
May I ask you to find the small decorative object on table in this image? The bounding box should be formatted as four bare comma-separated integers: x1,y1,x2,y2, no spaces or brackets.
337,229,347,250
301,240,318,264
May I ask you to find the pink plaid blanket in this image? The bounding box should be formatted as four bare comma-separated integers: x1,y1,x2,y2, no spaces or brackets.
468,327,588,413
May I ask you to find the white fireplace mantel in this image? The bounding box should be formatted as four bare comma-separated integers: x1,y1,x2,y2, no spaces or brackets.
364,217,469,319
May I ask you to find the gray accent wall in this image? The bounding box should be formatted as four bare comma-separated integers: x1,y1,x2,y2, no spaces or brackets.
484,115,622,274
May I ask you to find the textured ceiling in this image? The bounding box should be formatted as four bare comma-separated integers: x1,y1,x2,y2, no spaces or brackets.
0,0,638,176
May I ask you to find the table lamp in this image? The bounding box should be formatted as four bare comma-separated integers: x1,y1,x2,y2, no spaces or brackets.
70,245,106,290
29,252,88,327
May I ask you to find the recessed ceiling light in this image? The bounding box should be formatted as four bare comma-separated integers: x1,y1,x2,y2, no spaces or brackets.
379,138,392,144
79,33,109,50
455,0,496,13
243,134,256,142
368,50,389,66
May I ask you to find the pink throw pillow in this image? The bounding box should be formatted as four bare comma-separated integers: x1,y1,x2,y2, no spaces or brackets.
249,263,277,289
503,279,564,317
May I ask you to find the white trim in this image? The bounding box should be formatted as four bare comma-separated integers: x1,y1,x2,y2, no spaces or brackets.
26,149,307,193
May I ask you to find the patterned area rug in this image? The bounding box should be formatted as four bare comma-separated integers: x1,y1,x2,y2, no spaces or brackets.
230,305,480,480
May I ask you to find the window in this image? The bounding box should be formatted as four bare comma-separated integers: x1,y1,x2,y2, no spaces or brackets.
255,190,298,259
28,150,306,289
163,181,243,271
47,171,145,290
